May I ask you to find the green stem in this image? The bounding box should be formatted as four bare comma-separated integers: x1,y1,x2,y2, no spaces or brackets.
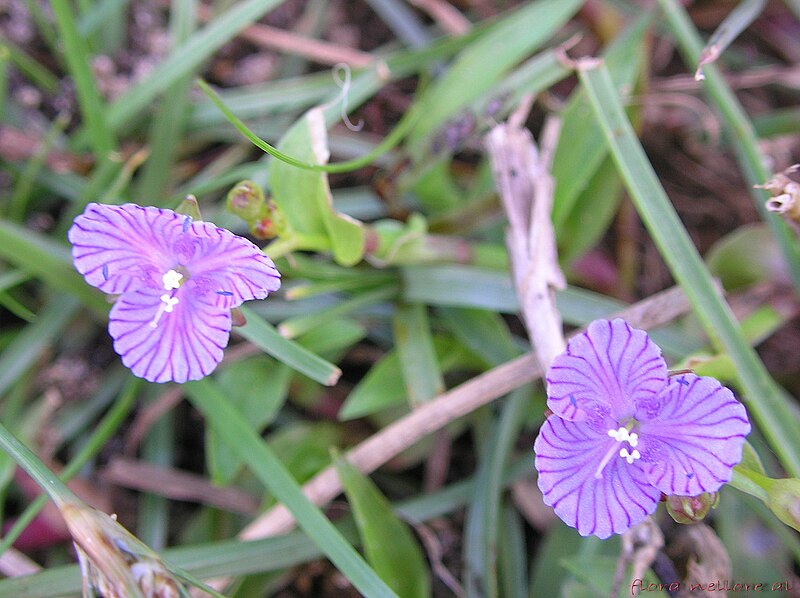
196,78,420,174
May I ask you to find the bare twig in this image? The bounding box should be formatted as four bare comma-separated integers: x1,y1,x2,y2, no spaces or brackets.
197,5,383,72
103,458,260,515
406,0,471,36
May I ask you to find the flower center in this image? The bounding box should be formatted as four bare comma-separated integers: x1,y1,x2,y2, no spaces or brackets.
594,420,641,479
149,269,185,329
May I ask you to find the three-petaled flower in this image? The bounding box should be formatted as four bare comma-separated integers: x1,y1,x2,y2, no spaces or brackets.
69,203,281,383
534,318,751,538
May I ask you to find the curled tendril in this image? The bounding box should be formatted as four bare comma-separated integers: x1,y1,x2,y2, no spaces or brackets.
332,63,365,132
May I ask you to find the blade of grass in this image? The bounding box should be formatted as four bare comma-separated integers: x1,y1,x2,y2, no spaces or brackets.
104,0,285,132
7,114,69,221
135,0,197,200
184,378,399,598
0,219,108,316
0,378,141,556
0,39,59,93
0,297,79,398
0,45,8,121
657,0,800,291
50,0,116,157
407,0,583,156
579,61,800,476
236,307,341,385
694,0,767,80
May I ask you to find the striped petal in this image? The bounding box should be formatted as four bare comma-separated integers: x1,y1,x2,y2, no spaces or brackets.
638,374,751,496
68,203,188,295
535,416,661,538
546,319,667,428
182,219,281,309
108,287,231,383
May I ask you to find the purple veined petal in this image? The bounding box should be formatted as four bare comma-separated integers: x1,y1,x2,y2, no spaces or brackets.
534,416,661,539
545,319,668,427
179,219,281,309
108,286,231,383
638,374,751,496
68,203,187,294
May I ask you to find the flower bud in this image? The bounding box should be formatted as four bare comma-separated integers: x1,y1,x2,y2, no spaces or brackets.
665,492,719,524
227,180,265,222
250,199,286,239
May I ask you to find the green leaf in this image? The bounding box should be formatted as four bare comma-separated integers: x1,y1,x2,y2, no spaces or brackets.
339,335,478,420
206,357,291,485
552,13,650,231
105,0,285,131
0,220,108,317
393,303,444,406
236,307,341,386
334,454,431,598
706,224,790,290
268,107,365,265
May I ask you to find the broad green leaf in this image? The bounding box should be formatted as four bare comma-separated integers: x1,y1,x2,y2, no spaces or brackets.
268,107,365,266
268,422,343,487
706,224,791,290
334,454,431,598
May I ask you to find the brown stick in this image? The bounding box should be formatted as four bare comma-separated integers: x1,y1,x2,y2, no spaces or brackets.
407,0,471,36
197,4,379,70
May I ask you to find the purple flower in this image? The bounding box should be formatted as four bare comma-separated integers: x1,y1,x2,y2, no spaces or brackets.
534,318,751,539
68,203,280,383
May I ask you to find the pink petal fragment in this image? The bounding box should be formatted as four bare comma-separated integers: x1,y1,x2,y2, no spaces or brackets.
108,287,231,383
68,203,186,294
638,374,751,496
546,319,668,427
535,416,661,538
180,219,281,309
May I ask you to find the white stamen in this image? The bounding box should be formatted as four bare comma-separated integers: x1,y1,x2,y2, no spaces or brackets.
619,448,641,464
148,294,180,328
596,425,640,478
162,269,183,290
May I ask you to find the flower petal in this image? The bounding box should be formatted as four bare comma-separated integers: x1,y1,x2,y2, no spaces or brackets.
108,287,231,383
534,416,661,538
546,319,668,427
180,220,281,309
68,203,187,294
638,374,751,496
